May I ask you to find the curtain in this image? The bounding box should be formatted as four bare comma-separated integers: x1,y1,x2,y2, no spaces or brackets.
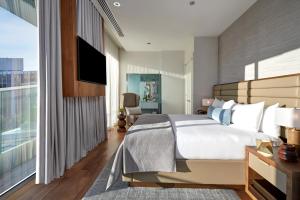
36,0,107,184
105,35,119,128
36,0,65,184
64,96,106,168
77,0,103,52
63,0,107,169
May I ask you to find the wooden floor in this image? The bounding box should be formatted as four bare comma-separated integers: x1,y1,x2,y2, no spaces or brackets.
4,128,250,200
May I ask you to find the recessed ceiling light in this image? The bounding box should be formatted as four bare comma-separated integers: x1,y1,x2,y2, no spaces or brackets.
113,2,121,7
147,42,151,45
189,1,195,6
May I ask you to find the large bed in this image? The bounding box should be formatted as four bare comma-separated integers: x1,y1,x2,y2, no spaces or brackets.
107,73,300,189
121,114,277,186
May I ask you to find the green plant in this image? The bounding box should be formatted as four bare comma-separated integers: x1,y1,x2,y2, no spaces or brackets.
119,107,125,113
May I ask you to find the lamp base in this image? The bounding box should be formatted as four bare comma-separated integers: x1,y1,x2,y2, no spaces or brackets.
286,128,300,157
286,128,300,145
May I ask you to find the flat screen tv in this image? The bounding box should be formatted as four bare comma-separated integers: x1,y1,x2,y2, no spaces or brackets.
77,36,106,85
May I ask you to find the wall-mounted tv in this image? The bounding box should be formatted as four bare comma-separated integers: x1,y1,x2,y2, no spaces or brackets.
77,36,106,85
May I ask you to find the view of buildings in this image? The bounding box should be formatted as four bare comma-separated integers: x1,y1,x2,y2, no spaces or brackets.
0,2,38,194
0,58,37,88
0,57,37,193
0,57,38,146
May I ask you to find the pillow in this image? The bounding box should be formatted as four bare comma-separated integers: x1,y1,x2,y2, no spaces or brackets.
222,100,236,109
212,98,224,108
211,107,232,125
260,103,280,138
207,105,215,118
231,102,265,132
125,106,142,115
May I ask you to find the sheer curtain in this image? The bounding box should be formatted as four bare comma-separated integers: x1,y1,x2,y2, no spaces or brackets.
105,35,119,128
106,53,119,127
36,0,65,184
63,0,107,169
37,0,107,184
77,0,103,51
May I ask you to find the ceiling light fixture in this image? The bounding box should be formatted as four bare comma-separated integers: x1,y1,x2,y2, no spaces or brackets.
113,1,121,7
189,1,195,6
147,42,151,45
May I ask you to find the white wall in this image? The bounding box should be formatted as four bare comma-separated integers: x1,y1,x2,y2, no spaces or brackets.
120,50,185,114
193,37,218,113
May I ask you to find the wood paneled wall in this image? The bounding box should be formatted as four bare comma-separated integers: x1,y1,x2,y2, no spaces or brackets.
61,0,105,97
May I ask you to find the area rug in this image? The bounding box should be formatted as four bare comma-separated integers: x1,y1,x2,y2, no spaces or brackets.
83,156,241,200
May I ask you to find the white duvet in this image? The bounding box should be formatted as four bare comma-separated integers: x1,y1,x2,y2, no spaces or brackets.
169,115,279,160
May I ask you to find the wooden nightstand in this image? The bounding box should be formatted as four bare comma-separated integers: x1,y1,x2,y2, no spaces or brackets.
245,146,300,200
197,106,208,114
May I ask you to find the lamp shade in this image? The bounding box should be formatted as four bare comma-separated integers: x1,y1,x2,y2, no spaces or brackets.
202,98,214,107
275,108,300,128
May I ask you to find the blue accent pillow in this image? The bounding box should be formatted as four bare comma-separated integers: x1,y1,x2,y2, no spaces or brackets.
207,105,215,118
211,107,232,126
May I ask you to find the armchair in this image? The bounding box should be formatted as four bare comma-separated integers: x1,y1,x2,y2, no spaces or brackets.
123,93,142,126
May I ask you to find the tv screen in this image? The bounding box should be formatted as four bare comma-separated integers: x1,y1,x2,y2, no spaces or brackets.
77,36,106,85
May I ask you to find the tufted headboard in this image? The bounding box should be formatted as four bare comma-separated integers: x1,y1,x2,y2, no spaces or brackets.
213,73,300,107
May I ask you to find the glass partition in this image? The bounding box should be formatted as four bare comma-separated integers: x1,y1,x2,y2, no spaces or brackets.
0,0,38,195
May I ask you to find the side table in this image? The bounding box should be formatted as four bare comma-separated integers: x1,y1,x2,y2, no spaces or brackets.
117,113,126,132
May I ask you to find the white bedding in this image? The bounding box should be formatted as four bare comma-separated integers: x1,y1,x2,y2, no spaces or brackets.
169,114,279,160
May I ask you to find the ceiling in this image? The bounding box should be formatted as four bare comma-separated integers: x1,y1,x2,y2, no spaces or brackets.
105,0,257,51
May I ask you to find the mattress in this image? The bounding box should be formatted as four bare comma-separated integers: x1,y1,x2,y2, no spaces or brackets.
169,114,278,160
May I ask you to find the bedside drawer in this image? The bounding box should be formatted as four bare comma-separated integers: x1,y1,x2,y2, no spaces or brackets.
249,153,287,194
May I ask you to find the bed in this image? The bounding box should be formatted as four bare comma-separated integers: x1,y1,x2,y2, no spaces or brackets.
108,73,300,189
120,114,277,187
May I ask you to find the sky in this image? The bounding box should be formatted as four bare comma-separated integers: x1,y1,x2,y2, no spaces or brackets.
0,7,38,71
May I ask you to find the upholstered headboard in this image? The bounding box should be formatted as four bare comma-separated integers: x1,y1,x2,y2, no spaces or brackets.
249,75,300,107
213,81,249,104
213,74,300,107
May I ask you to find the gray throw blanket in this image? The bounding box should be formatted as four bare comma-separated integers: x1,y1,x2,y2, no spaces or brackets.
106,114,176,190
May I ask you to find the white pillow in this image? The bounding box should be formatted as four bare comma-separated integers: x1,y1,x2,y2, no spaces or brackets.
260,103,280,138
222,100,236,109
212,98,224,108
125,107,142,115
231,102,265,132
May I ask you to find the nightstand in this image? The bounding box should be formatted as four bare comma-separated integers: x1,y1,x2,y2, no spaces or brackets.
245,146,300,200
196,106,208,114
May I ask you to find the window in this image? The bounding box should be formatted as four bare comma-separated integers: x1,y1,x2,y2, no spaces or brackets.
0,1,38,195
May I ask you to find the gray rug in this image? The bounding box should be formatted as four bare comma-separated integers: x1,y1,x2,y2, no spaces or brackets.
83,156,241,200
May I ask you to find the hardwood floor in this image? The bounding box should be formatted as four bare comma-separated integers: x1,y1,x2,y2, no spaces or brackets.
3,128,250,200
4,129,124,200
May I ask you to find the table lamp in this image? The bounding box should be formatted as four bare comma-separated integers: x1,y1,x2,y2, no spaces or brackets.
275,108,300,145
202,98,214,107
196,98,214,114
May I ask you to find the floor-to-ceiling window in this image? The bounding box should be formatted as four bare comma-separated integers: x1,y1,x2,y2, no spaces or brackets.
0,0,38,195
105,34,119,128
